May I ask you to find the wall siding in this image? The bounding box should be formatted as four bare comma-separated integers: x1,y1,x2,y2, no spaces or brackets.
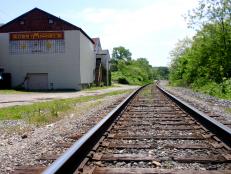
80,32,95,85
0,30,81,90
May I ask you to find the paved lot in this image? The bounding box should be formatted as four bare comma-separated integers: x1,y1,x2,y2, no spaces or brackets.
0,85,139,108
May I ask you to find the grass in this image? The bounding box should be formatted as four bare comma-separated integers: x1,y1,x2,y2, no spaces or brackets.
83,84,120,91
0,84,122,94
0,89,33,94
139,85,152,98
0,89,133,125
225,108,231,114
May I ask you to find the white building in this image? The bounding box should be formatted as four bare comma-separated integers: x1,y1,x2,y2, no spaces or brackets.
0,8,95,90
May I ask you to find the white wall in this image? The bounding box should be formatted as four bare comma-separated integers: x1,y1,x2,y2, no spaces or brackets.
0,30,81,90
101,50,110,71
80,32,95,84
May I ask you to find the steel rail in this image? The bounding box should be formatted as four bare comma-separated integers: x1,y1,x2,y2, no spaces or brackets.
156,83,231,148
42,85,145,174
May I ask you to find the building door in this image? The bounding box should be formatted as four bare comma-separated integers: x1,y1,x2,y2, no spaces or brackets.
27,73,48,90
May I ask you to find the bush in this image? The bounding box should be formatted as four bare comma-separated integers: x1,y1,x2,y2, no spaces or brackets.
111,59,154,85
118,77,129,84
170,79,188,87
192,79,225,98
221,79,231,99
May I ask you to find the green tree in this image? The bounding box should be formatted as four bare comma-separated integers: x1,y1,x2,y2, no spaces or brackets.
187,0,231,29
112,46,132,61
169,37,192,85
136,58,154,80
111,58,154,85
111,46,154,85
169,0,231,98
153,67,169,80
111,46,132,72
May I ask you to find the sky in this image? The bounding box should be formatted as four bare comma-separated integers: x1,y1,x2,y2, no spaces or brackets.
0,0,198,67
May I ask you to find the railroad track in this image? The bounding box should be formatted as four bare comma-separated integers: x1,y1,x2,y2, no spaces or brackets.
15,84,231,174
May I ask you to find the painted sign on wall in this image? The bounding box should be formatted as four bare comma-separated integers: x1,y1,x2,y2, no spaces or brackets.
9,32,65,54
10,32,64,40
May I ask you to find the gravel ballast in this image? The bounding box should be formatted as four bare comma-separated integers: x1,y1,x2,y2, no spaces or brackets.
2,82,231,173
159,81,231,123
0,92,132,174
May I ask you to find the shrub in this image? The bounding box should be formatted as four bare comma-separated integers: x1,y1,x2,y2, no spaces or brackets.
118,77,129,84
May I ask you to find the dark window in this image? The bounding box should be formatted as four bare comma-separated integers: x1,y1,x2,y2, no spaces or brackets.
48,19,54,24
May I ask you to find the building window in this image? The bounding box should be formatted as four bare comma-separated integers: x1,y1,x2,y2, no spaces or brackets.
48,19,54,24
19,20,24,25
10,40,65,55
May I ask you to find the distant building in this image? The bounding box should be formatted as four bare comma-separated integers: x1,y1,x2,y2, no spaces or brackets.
0,8,95,90
92,38,110,86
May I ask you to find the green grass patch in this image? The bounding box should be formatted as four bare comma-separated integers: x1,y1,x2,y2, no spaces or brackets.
0,89,133,125
83,84,120,91
225,108,231,114
139,85,152,98
0,89,33,94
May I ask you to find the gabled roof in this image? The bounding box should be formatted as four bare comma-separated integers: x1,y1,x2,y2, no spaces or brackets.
92,37,100,43
0,8,94,43
92,38,99,48
92,37,102,51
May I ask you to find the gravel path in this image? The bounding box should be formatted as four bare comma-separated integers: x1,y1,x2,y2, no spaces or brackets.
0,91,133,174
159,81,231,123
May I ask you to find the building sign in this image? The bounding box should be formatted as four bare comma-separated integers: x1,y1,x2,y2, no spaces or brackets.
9,32,65,55
10,32,64,40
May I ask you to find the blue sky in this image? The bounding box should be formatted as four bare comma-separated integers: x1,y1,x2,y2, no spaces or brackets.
0,0,198,66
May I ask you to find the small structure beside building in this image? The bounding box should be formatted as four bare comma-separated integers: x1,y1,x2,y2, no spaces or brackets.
92,38,111,86
0,8,95,90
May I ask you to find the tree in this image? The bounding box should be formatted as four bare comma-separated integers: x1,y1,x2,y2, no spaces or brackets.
153,67,169,80
168,0,231,98
111,57,154,85
187,0,231,81
110,46,155,85
169,37,193,85
187,0,231,54
112,46,132,61
169,37,192,61
187,0,231,29
136,58,154,80
111,46,132,72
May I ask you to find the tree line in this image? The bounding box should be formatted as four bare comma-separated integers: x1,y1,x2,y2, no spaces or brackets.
169,0,231,99
110,46,169,85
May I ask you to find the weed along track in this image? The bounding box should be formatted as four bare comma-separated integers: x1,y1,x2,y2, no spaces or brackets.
17,84,231,173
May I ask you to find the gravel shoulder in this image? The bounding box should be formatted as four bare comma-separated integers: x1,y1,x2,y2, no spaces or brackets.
0,87,136,174
159,81,231,123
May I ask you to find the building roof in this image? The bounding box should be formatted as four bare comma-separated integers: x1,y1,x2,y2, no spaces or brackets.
0,8,94,44
92,37,100,43
92,37,103,53
92,37,100,49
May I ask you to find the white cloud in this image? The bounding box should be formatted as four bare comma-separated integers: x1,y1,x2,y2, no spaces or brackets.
62,0,198,66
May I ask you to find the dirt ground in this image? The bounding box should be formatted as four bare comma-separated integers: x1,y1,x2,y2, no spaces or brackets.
0,85,139,108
